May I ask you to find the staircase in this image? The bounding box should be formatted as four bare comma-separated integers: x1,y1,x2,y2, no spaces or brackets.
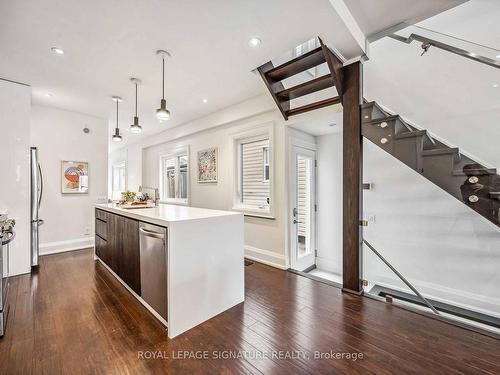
362,101,500,227
257,38,344,120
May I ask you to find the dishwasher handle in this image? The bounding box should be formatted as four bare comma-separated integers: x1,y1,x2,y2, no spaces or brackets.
139,227,165,239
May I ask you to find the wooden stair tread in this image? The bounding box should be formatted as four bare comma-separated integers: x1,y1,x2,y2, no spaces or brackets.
422,147,459,156
285,96,341,117
452,168,497,176
395,130,427,139
363,115,399,125
276,75,334,101
266,47,325,81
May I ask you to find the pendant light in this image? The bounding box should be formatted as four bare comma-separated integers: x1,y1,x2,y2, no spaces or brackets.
130,78,142,134
111,96,123,142
155,50,171,122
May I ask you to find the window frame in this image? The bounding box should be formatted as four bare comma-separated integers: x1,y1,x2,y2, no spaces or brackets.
111,160,127,200
159,146,190,206
231,123,275,219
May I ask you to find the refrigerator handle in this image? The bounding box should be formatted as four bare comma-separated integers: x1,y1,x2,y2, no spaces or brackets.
38,163,43,209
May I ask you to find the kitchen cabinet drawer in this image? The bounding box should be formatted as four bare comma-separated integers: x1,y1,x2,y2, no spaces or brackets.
95,209,141,295
95,235,109,265
95,218,107,240
95,209,108,222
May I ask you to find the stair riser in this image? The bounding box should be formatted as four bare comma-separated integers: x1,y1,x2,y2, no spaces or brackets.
362,104,386,122
394,137,424,172
422,154,461,196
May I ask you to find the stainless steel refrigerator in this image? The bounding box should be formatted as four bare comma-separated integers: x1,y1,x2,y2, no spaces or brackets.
30,147,44,268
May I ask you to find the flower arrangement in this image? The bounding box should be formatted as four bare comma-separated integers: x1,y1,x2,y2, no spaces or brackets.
121,191,136,202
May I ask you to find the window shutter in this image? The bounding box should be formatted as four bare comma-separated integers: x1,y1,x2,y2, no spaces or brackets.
241,139,270,209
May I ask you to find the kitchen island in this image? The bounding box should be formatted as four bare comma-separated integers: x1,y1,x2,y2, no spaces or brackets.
94,203,244,338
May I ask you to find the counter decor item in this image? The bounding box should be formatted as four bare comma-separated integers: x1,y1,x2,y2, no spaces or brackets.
197,147,217,183
61,161,88,194
121,191,136,202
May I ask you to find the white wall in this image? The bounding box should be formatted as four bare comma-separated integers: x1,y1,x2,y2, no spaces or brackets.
142,111,288,268
316,131,343,275
365,35,500,170
0,79,31,276
363,140,500,316
30,105,108,254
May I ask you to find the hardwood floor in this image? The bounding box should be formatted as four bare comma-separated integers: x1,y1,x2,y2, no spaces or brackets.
1,249,500,374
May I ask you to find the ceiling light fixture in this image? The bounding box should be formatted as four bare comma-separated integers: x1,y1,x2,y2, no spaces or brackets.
248,37,262,48
44,93,53,98
496,54,500,59
156,50,171,122
129,78,142,134
202,98,208,103
51,47,64,55
111,96,123,142
493,84,499,88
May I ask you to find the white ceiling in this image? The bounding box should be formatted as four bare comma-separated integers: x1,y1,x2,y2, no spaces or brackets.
344,0,466,36
0,0,362,147
0,0,465,148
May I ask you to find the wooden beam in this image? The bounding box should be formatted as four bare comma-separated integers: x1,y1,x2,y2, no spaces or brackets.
342,61,363,294
257,62,289,120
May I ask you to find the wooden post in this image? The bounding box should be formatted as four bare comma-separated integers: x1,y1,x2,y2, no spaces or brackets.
342,61,363,294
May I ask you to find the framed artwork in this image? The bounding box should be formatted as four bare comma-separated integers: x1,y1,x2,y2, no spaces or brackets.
197,147,218,183
61,161,89,194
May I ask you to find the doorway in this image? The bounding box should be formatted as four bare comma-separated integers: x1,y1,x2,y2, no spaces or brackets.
289,145,316,272
287,115,344,287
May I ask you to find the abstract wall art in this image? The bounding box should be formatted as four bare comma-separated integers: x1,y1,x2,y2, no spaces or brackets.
197,147,217,183
61,161,89,193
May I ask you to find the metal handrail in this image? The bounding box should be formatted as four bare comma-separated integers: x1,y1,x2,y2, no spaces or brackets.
363,239,440,315
389,33,500,70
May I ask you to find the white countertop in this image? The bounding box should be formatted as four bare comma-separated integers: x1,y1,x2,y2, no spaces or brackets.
95,203,242,226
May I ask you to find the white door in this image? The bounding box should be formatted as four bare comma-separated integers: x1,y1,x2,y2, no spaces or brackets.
290,146,316,271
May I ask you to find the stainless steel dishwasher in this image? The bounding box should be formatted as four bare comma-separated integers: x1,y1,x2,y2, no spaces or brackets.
139,222,168,321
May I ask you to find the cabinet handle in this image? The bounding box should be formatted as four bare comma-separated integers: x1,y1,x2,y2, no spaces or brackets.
139,227,165,239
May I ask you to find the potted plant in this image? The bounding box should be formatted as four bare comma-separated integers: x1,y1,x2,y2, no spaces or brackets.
121,191,136,202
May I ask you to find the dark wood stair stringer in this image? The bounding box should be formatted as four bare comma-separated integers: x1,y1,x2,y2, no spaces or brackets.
257,37,345,120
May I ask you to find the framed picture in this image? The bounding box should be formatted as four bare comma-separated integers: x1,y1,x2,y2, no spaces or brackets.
61,161,89,194
197,147,218,183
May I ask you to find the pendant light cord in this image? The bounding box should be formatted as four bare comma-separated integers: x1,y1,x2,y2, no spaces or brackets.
162,57,165,99
116,100,119,129
135,83,138,117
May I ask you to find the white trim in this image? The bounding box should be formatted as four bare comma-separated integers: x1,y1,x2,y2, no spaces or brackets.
95,257,169,328
244,245,287,270
159,145,190,205
40,237,94,255
328,0,366,55
231,122,275,218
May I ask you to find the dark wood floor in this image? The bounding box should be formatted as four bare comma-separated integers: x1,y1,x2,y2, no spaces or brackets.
1,249,500,374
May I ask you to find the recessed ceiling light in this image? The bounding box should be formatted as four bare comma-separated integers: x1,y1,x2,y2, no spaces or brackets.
496,54,500,59
51,47,64,55
493,84,499,88
44,93,53,98
202,98,208,103
248,37,262,48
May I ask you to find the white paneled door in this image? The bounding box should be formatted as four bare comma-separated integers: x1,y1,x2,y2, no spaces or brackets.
290,146,316,271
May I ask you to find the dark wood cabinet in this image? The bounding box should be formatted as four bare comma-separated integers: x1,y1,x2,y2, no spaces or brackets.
95,209,141,295
119,218,141,294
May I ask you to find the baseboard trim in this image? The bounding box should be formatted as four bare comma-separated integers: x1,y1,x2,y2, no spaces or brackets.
40,237,94,256
244,245,287,270
96,256,168,328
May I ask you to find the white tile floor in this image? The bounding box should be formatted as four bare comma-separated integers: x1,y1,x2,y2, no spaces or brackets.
307,268,342,284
